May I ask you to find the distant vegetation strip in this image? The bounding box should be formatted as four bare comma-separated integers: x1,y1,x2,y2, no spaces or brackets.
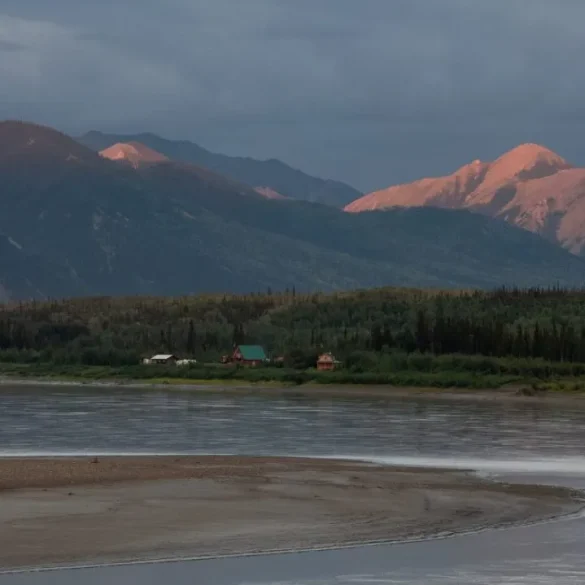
0,359,521,389
2,286,585,392
0,354,584,393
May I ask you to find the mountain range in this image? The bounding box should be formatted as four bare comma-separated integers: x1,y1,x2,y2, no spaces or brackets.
79,131,361,207
0,120,584,300
346,143,585,255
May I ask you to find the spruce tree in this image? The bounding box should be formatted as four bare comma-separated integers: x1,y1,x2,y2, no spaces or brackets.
186,320,196,354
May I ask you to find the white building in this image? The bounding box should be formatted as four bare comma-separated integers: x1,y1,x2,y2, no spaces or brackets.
142,355,197,366
143,354,178,365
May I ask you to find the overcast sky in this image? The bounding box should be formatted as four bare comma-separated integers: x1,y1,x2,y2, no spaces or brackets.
1,0,584,191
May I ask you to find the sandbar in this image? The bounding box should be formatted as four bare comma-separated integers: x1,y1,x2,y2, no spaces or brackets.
0,456,581,571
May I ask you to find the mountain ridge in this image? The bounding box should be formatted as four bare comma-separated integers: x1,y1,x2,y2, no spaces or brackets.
1,122,584,300
345,143,585,254
1,120,101,165
98,141,288,200
79,130,362,207
100,142,169,167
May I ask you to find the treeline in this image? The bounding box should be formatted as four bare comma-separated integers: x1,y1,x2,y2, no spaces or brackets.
1,286,585,367
371,307,585,362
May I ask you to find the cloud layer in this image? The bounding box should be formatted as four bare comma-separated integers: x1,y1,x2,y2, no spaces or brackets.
1,1,585,190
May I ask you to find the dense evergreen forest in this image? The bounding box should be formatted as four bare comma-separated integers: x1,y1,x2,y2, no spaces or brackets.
2,286,585,381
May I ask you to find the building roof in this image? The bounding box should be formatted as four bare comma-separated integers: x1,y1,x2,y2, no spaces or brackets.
150,354,177,360
235,345,267,361
318,352,341,364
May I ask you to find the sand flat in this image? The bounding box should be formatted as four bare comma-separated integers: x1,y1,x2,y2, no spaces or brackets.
0,456,581,570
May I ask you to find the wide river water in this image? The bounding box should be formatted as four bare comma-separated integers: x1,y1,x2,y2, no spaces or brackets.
1,385,585,584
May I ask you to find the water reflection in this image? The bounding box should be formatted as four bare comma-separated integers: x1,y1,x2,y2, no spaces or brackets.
3,515,585,585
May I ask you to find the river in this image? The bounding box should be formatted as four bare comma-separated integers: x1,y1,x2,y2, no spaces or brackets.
1,385,585,584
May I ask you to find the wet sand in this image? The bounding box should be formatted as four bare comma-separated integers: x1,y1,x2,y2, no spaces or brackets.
0,456,582,571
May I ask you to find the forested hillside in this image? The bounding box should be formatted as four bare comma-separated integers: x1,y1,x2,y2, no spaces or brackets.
2,287,585,369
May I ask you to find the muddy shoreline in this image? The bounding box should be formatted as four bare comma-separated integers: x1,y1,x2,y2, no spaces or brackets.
2,376,585,405
0,456,582,571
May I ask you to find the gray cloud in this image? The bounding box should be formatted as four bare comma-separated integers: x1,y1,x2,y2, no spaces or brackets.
0,39,24,52
1,0,585,191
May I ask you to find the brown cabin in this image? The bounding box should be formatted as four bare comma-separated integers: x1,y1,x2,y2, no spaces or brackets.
317,352,340,371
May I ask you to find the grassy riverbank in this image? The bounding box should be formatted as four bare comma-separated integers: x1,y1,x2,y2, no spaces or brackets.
1,356,585,394
0,360,519,389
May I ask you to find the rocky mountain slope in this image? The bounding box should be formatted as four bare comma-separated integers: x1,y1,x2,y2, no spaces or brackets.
99,142,288,200
80,130,362,207
100,142,169,167
1,121,584,300
345,144,585,254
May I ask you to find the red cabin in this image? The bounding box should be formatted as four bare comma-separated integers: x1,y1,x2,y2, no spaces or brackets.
316,352,340,371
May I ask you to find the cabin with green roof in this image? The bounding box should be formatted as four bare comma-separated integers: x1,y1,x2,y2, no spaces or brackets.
231,345,267,367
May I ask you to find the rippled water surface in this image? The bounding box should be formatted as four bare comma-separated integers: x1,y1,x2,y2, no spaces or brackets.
1,384,585,584
2,386,585,462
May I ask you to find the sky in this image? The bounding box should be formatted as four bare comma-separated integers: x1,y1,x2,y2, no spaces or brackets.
1,0,585,192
